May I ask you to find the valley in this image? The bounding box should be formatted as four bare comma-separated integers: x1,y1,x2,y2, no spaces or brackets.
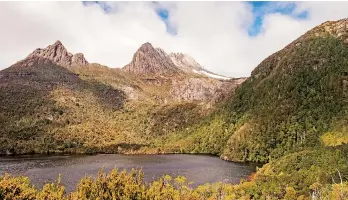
1,18,348,199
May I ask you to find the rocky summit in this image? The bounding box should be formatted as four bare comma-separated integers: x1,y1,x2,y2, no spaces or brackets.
123,42,232,80
123,42,180,75
27,40,89,67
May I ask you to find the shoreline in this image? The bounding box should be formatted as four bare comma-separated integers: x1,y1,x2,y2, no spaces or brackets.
0,151,264,167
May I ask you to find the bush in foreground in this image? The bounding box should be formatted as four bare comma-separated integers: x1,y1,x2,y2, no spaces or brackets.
1,167,348,200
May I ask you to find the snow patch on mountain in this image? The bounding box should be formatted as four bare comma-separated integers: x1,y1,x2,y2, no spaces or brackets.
192,69,230,80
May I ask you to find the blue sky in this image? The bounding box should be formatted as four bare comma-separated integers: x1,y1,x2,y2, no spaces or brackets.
247,1,309,36
153,1,310,37
155,7,177,35
85,1,310,37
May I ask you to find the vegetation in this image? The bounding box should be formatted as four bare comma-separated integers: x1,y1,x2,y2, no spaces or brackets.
146,20,348,199
161,35,348,163
2,19,348,199
0,58,209,155
1,167,348,200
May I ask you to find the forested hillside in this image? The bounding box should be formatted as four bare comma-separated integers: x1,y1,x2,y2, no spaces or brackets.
151,18,348,198
163,19,348,161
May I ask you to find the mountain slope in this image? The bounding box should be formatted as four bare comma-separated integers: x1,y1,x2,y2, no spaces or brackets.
221,19,348,162
0,55,127,154
162,18,348,161
152,18,348,198
0,40,244,155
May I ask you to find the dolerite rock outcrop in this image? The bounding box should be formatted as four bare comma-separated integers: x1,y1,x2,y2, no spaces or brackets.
171,77,246,103
123,42,180,75
27,40,88,67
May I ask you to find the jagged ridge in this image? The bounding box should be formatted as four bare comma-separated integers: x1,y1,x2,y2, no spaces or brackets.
27,40,88,67
123,42,231,80
123,42,180,75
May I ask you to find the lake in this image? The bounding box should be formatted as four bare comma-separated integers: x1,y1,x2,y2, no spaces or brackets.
0,154,258,193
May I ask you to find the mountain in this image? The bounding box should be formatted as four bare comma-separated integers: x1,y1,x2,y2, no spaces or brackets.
3,18,348,200
155,18,348,198
121,42,245,103
162,18,348,161
0,40,244,155
123,42,180,75
27,40,88,67
221,18,348,162
2,18,348,199
123,42,232,80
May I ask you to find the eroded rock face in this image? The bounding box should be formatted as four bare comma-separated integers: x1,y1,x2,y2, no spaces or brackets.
72,53,89,66
171,77,246,103
123,42,180,75
27,40,88,67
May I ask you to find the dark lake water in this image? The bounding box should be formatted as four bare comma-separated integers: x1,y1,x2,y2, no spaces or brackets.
0,154,258,193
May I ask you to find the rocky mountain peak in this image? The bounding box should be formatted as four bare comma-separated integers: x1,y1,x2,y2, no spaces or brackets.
27,40,88,67
138,42,153,51
122,42,180,75
168,52,203,73
122,42,231,79
53,40,63,46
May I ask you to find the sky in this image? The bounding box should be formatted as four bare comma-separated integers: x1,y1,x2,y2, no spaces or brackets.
1,1,348,77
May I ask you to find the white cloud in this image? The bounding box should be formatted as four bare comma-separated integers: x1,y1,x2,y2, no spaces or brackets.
0,2,348,77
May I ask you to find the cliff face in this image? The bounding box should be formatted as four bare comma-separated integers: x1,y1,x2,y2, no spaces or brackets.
171,77,246,103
